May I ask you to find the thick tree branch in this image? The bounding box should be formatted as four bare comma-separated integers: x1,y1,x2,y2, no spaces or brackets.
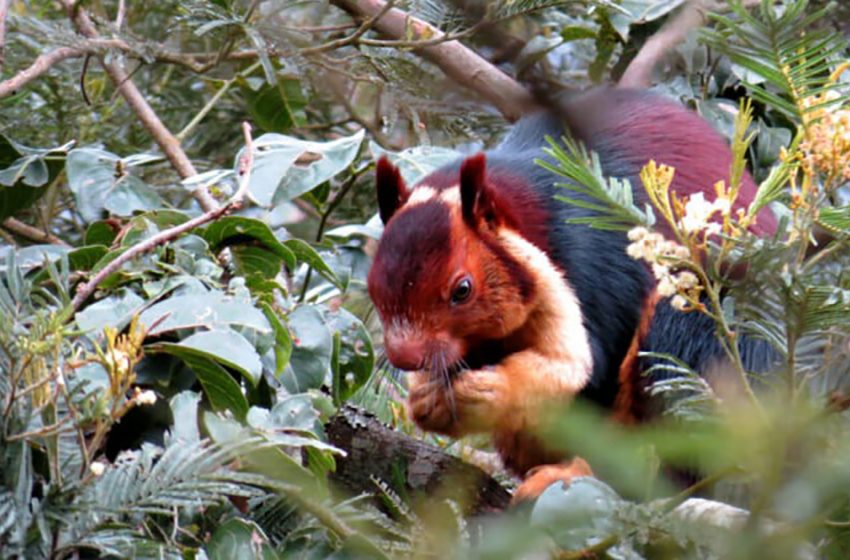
326,405,511,514
60,1,218,212
619,0,763,89
329,0,537,122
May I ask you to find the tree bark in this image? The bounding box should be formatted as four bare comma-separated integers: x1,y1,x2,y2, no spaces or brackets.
328,0,537,122
326,405,511,515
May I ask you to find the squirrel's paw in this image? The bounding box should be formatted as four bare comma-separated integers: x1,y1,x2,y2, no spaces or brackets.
407,372,459,436
510,458,594,505
407,368,507,436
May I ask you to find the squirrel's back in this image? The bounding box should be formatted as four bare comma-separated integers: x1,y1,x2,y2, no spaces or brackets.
395,88,776,410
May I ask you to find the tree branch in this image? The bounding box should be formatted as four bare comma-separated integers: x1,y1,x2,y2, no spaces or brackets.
328,0,537,122
60,1,218,212
0,0,8,67
618,0,763,89
0,47,83,98
326,405,511,515
2,218,69,246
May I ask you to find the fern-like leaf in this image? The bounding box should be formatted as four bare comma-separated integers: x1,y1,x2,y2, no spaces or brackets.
62,438,273,552
538,136,656,231
704,0,849,123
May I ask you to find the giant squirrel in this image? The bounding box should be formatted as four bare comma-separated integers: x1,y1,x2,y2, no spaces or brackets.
366,88,778,501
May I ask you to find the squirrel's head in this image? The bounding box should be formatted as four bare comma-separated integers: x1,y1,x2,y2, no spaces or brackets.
367,154,540,373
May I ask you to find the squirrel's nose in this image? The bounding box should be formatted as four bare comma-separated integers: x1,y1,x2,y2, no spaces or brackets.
384,336,427,371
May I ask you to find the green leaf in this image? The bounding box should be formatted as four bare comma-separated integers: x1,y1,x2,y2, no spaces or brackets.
817,206,850,235
539,137,654,231
170,391,202,443
606,0,685,41
202,216,296,269
246,406,340,453
272,394,324,434
119,210,192,248
166,352,249,419
165,328,262,385
324,223,383,240
68,245,108,271
232,245,286,279
262,303,292,377
275,130,364,203
282,305,332,393
104,175,163,217
0,154,48,187
560,25,598,42
238,75,307,133
84,221,119,246
323,307,374,404
138,293,271,336
285,238,340,287
237,129,363,207
589,14,620,82
0,136,69,220
66,148,163,222
203,411,318,489
530,478,623,551
274,130,363,203
1,244,69,272
206,519,279,560
75,288,146,334
705,1,849,124
369,141,462,185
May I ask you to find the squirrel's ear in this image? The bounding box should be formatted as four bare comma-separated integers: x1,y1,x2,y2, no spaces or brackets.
376,156,408,224
460,153,496,227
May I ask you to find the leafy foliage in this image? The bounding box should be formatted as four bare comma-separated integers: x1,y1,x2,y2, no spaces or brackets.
1,0,850,558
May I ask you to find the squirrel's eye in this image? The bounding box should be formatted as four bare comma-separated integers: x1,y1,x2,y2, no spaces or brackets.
450,277,473,305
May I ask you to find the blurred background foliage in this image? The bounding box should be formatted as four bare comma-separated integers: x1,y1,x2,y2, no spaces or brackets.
1,0,849,558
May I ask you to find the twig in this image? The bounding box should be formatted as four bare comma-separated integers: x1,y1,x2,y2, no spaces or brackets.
297,166,363,303
555,534,619,559
235,121,255,201
0,0,8,67
60,1,219,213
176,61,262,142
329,0,536,122
299,0,397,56
0,47,83,98
618,0,763,89
115,0,126,31
2,218,69,246
6,415,74,441
70,122,255,311
281,22,358,33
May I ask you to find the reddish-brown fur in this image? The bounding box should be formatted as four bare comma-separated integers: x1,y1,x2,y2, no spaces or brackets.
612,289,662,424
369,89,778,504
510,458,595,505
566,91,777,238
371,156,595,472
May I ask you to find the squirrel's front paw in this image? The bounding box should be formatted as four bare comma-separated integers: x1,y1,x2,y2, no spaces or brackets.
511,458,594,505
407,369,507,436
408,372,459,436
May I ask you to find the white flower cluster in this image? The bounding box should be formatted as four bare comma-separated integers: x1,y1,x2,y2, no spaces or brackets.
679,192,730,235
626,227,698,311
133,388,157,406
